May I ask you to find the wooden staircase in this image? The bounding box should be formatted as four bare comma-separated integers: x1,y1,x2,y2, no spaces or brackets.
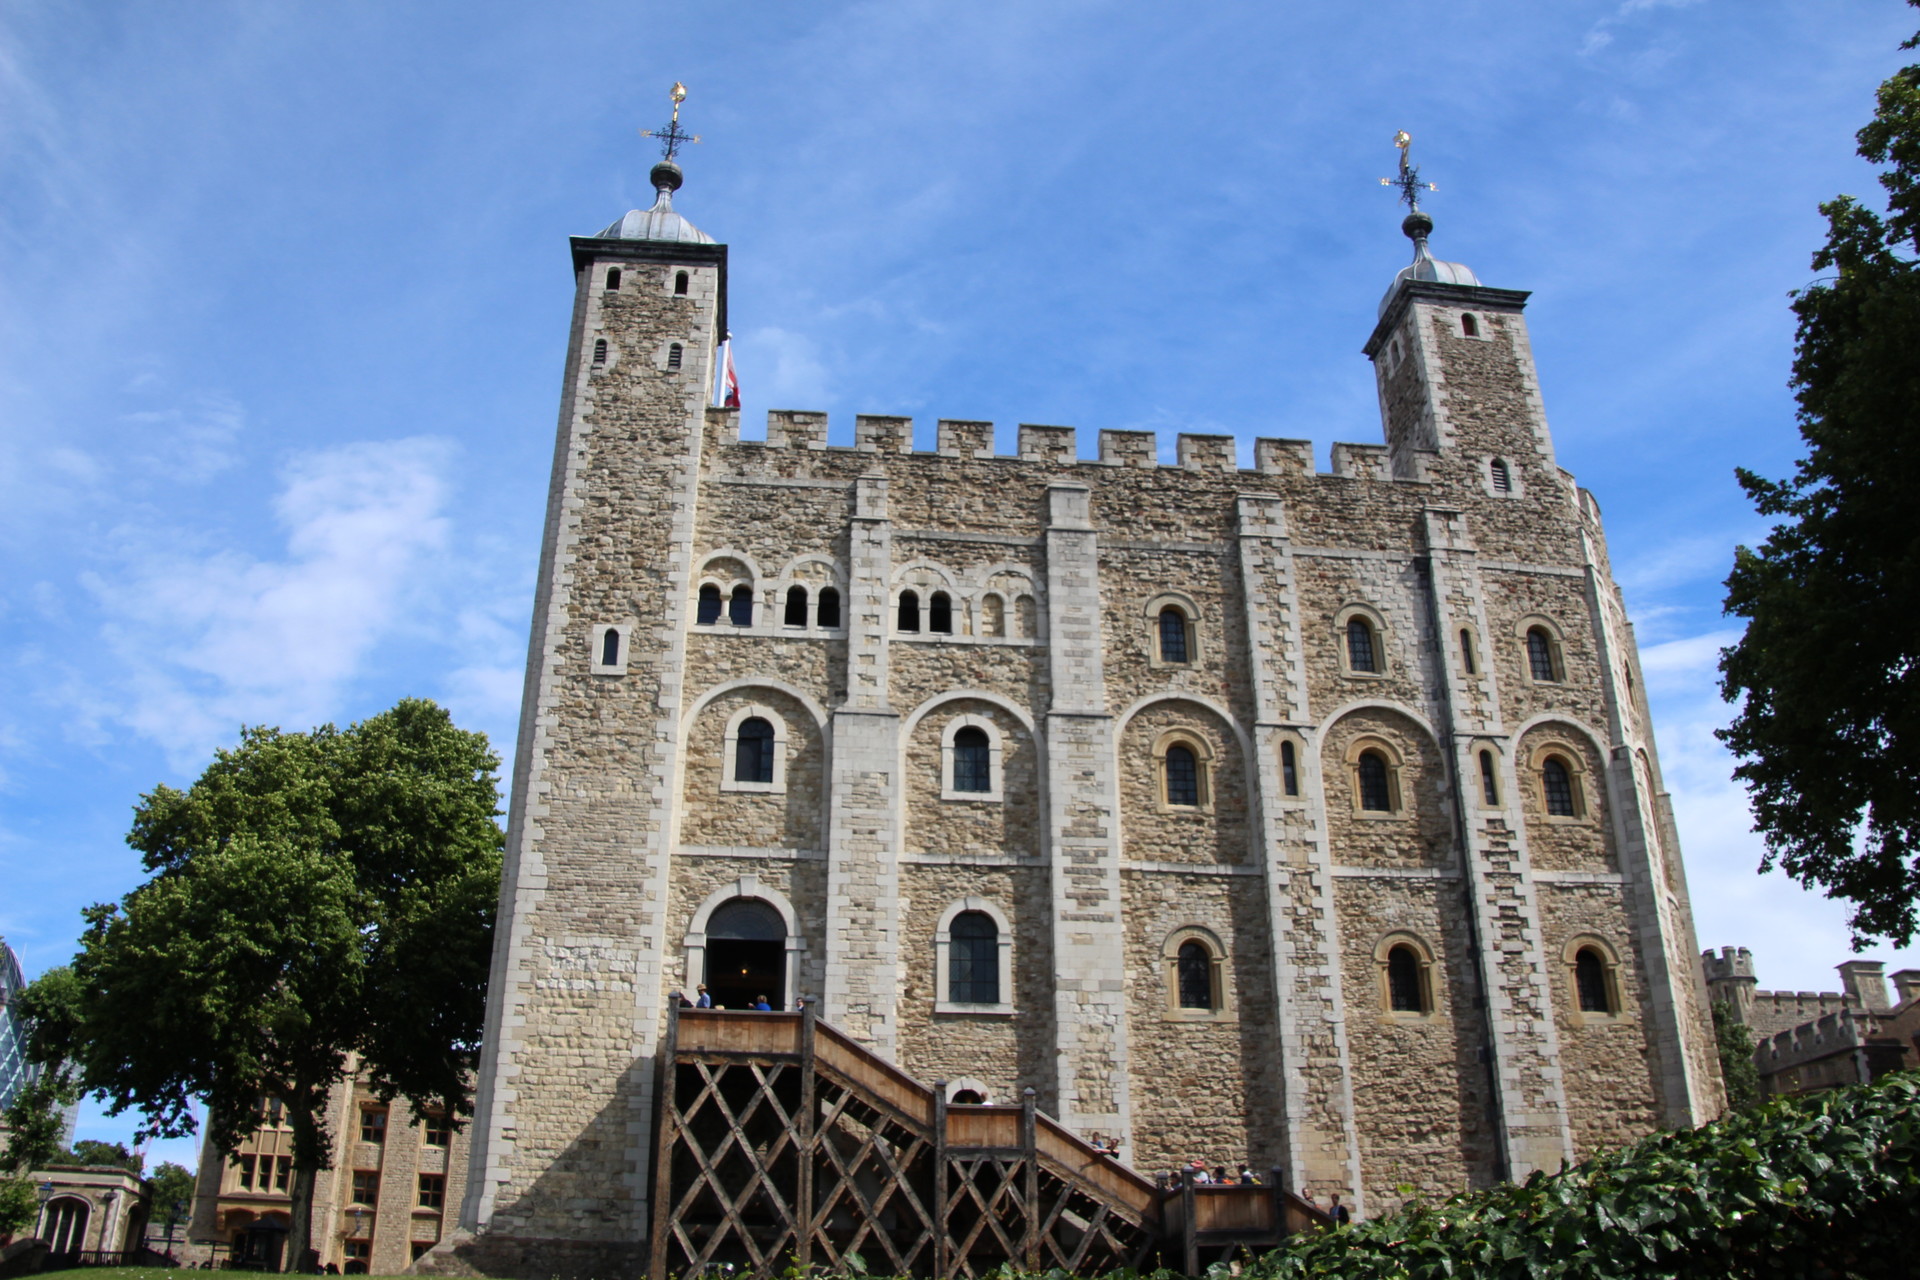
648,1007,1326,1278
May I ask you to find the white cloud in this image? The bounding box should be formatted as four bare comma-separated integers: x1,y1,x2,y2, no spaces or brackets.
742,326,833,411
75,437,455,764
123,394,244,482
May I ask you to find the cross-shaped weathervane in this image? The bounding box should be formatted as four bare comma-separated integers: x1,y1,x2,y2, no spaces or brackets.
1380,131,1437,213
641,82,703,161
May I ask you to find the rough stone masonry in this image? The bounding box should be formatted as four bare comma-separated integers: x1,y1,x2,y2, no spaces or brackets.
433,154,1725,1278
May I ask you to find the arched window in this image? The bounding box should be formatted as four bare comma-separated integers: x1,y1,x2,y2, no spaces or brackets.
1460,628,1477,674
1164,744,1200,807
784,586,808,627
668,342,684,371
1346,617,1379,673
1281,740,1299,797
1526,627,1558,681
816,586,841,628
600,628,621,667
1461,313,1479,338
950,1088,986,1105
697,583,722,625
1014,595,1036,639
674,270,689,295
981,594,1004,637
1491,458,1512,493
897,590,921,632
1176,940,1214,1009
1159,608,1190,664
1479,750,1499,806
929,591,953,634
605,267,621,290
1386,945,1425,1012
592,338,608,366
951,726,992,793
734,718,774,784
1356,750,1392,811
729,584,753,626
1574,947,1611,1013
1542,755,1577,817
948,911,1000,1004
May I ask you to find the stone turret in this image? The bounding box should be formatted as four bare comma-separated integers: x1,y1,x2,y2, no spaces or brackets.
1837,960,1890,1012
1702,946,1758,1024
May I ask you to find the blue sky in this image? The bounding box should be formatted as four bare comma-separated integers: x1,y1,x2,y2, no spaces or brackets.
5,0,1918,1169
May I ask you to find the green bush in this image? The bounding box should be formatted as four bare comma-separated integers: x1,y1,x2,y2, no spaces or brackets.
1235,1072,1920,1280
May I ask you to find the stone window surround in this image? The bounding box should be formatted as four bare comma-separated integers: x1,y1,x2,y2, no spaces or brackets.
683,875,805,1013
590,622,632,675
1275,731,1307,804
940,714,1005,802
1456,623,1481,677
893,560,964,635
721,703,789,794
1152,728,1214,813
1143,591,1204,669
1335,603,1391,679
1161,925,1233,1022
1457,310,1493,342
1560,934,1628,1025
1525,739,1591,824
1484,455,1524,499
693,550,761,631
934,896,1014,1016
1373,930,1440,1022
1474,743,1504,809
1342,733,1406,818
774,555,848,633
1517,614,1567,684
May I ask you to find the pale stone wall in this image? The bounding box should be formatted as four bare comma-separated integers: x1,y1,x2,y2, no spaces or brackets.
458,219,1726,1272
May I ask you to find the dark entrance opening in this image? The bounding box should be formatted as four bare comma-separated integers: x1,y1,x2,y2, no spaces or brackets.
705,898,786,1010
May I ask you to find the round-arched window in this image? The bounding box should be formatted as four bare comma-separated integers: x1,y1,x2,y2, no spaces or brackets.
952,726,991,793
1542,756,1577,816
1176,940,1214,1009
1575,947,1611,1013
949,911,999,1004
1386,945,1424,1012
735,717,775,784
1356,750,1392,811
1164,744,1200,807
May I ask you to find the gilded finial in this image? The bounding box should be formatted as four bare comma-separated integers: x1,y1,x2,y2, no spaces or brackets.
641,82,703,161
1379,130,1437,214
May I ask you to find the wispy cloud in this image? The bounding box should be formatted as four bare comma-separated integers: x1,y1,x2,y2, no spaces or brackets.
68,437,455,764
1580,0,1705,57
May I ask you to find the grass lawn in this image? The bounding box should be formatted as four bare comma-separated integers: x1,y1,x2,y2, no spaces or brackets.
34,1272,412,1280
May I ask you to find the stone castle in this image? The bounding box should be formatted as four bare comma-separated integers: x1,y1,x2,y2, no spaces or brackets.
450,129,1724,1274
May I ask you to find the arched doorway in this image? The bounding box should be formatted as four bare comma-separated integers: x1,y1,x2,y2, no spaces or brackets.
45,1197,90,1256
704,898,785,1010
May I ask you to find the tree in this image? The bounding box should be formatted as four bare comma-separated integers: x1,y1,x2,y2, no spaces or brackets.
56,698,502,1272
148,1161,196,1249
68,1140,142,1173
2,969,82,1177
1720,2,1920,948
1711,1000,1762,1112
0,1177,37,1242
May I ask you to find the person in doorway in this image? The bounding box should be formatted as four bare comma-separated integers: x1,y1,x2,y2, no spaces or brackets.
1328,1192,1352,1226
753,994,772,1010
695,984,713,1008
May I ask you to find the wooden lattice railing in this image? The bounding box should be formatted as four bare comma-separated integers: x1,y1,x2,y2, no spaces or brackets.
648,1006,1323,1279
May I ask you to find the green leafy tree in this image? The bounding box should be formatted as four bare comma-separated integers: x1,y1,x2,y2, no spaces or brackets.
149,1161,196,1246
1720,2,1920,948
1711,999,1762,1111
0,1176,38,1242
57,698,502,1272
68,1140,141,1173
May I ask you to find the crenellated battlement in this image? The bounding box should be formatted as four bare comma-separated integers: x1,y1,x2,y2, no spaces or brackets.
716,408,1402,483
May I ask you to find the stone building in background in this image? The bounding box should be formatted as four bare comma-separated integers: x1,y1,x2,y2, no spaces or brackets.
447,132,1724,1276
188,1069,468,1273
1703,947,1920,1097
